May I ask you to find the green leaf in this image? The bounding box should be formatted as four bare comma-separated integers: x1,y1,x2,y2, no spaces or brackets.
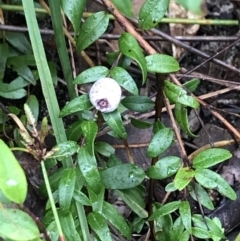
146,156,181,179
131,118,152,129
74,66,109,84
0,88,27,99
49,141,78,160
175,0,205,15
106,51,132,69
102,201,131,240
119,32,147,84
66,120,82,141
165,182,177,192
81,120,98,156
179,201,191,233
102,109,127,139
94,141,115,157
73,189,91,206
59,168,76,210
0,209,40,240
0,139,27,204
6,32,32,54
87,211,112,241
188,183,214,210
87,184,105,212
78,147,102,194
179,230,190,241
153,120,165,133
0,43,9,80
164,80,199,109
59,211,81,241
139,0,169,30
7,56,36,85
183,78,200,92
59,94,92,118
147,128,173,158
115,188,148,218
76,11,109,52
195,169,237,200
121,95,154,113
110,67,139,95
27,95,39,122
149,201,181,220
101,163,145,189
171,217,185,240
174,167,195,191
60,0,86,35
175,103,196,137
192,148,232,169
145,54,180,73
112,0,133,17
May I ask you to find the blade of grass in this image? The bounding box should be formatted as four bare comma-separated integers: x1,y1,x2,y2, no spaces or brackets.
22,0,72,167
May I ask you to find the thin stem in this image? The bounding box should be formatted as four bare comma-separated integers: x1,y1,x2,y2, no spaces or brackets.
41,161,65,241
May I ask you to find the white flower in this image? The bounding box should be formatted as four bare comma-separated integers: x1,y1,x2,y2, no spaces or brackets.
89,77,122,113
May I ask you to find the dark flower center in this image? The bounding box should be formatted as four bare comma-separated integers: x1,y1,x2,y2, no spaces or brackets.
97,98,109,109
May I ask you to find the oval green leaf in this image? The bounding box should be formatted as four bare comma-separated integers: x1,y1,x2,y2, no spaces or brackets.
149,201,181,221
73,189,91,206
119,32,147,84
139,0,169,30
59,168,76,210
179,201,191,233
192,148,232,169
0,208,40,240
121,95,154,113
59,94,92,118
174,167,195,191
175,103,196,137
78,147,101,194
76,11,109,52
145,54,180,73
88,211,112,241
94,141,115,157
112,0,133,17
66,120,82,141
101,163,145,189
131,118,152,129
147,128,173,158
60,0,86,35
102,201,131,240
188,183,214,210
102,109,127,139
0,139,27,204
183,78,200,92
81,120,98,156
74,66,109,84
110,66,139,95
146,156,181,179
195,168,237,200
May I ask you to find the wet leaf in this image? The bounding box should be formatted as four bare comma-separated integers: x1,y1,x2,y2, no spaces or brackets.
139,0,169,30
121,95,154,113
149,201,181,220
94,141,115,157
66,120,82,141
131,118,152,129
88,211,112,241
112,0,133,17
110,66,138,95
174,167,195,191
147,128,173,158
102,201,131,240
81,120,98,156
145,54,179,73
0,139,27,204
102,109,127,139
61,0,86,35
188,183,214,210
175,103,196,137
119,33,147,84
171,217,184,240
195,169,236,200
146,156,181,179
0,209,40,240
76,11,109,52
192,148,232,169
73,189,91,206
59,168,76,210
74,66,109,84
179,201,191,233
101,163,145,189
59,94,92,117
179,230,190,241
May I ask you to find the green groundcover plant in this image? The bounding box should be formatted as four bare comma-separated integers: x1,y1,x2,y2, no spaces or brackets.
0,0,237,241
